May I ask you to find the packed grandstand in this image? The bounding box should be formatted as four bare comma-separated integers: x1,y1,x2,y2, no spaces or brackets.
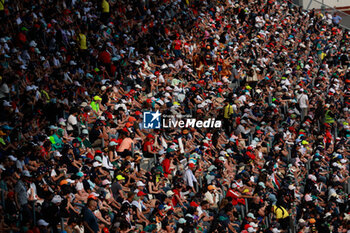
0,0,349,232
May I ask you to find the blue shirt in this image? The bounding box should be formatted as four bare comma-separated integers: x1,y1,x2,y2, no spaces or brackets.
83,207,99,233
333,15,342,24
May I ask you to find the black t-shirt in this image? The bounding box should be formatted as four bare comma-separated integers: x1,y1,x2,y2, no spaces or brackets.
89,128,101,143
5,199,17,216
102,93,109,106
111,181,122,200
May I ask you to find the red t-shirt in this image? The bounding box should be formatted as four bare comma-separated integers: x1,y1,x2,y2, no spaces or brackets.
162,158,171,177
143,141,153,152
40,146,48,158
174,39,182,50
172,188,180,206
99,51,111,64
226,188,246,205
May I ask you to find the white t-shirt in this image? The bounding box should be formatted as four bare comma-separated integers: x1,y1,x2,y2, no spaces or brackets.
204,191,215,204
67,114,77,131
299,94,308,108
0,83,9,98
238,95,247,104
158,74,165,84
76,181,84,191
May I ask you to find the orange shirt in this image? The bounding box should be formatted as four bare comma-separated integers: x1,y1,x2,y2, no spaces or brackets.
117,137,133,152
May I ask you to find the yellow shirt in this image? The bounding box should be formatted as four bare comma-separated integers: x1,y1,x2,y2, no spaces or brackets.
273,205,289,219
78,33,87,50
224,104,233,119
102,0,109,13
0,0,4,11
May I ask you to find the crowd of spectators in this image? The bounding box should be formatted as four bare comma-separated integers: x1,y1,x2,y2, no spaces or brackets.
0,0,350,232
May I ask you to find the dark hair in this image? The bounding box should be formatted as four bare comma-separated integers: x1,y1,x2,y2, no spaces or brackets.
87,198,96,208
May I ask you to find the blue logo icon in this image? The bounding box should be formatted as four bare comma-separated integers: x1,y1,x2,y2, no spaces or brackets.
143,111,161,129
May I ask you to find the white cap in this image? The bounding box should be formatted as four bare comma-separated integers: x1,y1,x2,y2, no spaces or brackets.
29,41,37,47
136,181,146,187
247,213,256,219
3,101,11,107
158,149,166,155
22,170,31,177
298,218,306,223
51,195,63,204
219,151,227,156
308,174,317,181
53,151,62,157
93,161,102,167
247,227,256,232
250,222,258,228
8,155,17,162
102,179,112,186
37,219,49,226
166,190,175,197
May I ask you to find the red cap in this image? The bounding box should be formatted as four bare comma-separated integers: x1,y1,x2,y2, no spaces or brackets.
191,87,196,91
125,122,133,128
88,194,97,200
256,130,263,134
147,134,155,139
135,111,142,115
189,163,196,168
137,191,147,196
190,201,199,207
146,99,152,104
103,228,109,233
95,150,102,154
197,80,205,85
87,152,94,160
128,116,136,122
244,224,252,230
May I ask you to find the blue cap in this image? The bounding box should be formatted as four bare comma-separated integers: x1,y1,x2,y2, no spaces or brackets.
76,172,84,177
1,125,13,130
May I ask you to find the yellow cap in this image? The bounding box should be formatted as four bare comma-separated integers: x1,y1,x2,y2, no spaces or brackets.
93,96,102,101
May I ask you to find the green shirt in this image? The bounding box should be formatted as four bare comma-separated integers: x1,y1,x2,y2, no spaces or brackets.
49,134,63,150
90,101,100,113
